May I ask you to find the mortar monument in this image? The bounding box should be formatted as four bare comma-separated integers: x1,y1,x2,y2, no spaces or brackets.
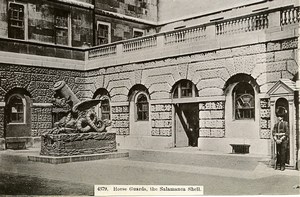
40,81,116,156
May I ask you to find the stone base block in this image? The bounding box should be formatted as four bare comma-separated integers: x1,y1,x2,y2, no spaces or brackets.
0,138,5,150
41,132,117,156
0,137,41,150
5,137,35,150
28,150,129,164
198,137,271,155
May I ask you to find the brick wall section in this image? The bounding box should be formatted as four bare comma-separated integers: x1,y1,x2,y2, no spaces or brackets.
260,98,271,139
151,104,172,136
31,107,52,137
111,106,130,135
199,101,225,138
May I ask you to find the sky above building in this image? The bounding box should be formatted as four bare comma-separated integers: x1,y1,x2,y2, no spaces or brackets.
158,0,266,22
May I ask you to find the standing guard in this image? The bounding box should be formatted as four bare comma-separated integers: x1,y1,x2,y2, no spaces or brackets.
272,106,289,171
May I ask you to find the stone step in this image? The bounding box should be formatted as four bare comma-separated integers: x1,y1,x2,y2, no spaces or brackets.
28,150,129,164
126,148,270,171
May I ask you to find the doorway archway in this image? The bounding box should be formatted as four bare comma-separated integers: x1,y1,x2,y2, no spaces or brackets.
4,88,32,149
172,79,199,147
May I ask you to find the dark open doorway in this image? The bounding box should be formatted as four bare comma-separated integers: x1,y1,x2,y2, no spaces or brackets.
174,103,199,147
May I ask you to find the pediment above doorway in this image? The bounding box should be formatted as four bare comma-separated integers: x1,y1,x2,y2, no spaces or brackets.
267,79,296,96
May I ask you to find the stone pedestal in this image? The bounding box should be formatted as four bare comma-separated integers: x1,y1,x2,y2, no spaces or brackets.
40,132,117,156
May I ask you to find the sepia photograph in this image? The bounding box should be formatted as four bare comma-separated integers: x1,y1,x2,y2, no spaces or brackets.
0,0,299,196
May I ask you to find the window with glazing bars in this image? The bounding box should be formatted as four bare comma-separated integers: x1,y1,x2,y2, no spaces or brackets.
136,94,149,121
8,95,24,123
234,82,255,119
8,3,24,39
97,23,109,45
100,98,110,120
55,10,69,45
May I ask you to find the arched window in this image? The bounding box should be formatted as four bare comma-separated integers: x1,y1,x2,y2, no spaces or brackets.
172,80,197,98
8,95,24,123
233,82,255,119
136,93,149,121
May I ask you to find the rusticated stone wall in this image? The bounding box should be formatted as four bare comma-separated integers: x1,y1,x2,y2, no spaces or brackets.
0,64,84,103
31,107,52,137
84,38,297,141
260,98,271,139
151,104,172,136
0,38,297,143
86,38,298,104
199,101,225,138
0,64,84,138
84,64,144,102
111,106,130,135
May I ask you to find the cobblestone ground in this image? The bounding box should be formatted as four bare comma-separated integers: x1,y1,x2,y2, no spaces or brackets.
0,148,299,196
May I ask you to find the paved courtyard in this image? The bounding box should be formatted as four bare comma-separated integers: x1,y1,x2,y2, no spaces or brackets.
0,147,299,196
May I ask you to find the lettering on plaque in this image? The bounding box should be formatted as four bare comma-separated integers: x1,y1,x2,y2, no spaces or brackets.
64,139,111,149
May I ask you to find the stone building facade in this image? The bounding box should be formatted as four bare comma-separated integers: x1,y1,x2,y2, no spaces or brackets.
94,0,157,45
0,0,299,168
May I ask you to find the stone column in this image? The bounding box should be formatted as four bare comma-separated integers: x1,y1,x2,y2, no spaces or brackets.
296,25,300,170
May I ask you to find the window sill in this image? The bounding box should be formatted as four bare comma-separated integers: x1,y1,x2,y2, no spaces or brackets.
7,122,26,125
232,119,255,122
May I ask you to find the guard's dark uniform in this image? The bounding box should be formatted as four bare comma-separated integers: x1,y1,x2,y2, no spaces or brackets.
272,120,289,170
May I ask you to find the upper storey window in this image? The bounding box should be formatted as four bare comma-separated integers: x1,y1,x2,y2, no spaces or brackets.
97,21,111,45
55,10,71,46
8,3,25,40
133,28,144,38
